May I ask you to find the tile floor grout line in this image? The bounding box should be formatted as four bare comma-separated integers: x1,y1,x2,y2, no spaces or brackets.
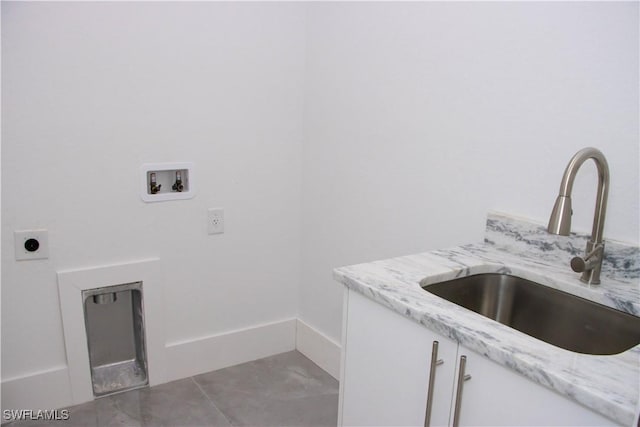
6,352,337,427
190,376,236,427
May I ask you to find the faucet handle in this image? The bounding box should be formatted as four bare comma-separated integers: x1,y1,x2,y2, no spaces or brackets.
570,242,604,284
570,256,594,273
570,243,603,273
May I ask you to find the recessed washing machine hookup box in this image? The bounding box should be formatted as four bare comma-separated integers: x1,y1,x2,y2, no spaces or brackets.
82,282,148,397
140,162,195,202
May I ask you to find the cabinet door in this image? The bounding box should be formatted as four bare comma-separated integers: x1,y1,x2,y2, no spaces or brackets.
453,346,618,426
340,290,458,427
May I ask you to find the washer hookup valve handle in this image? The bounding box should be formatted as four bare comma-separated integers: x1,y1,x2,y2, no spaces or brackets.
172,171,184,192
149,172,162,194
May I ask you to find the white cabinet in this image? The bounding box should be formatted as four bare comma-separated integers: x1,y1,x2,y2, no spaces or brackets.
339,290,617,427
339,289,458,426
453,347,615,426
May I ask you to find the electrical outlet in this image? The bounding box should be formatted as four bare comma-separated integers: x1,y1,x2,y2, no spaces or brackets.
208,208,224,235
15,229,49,260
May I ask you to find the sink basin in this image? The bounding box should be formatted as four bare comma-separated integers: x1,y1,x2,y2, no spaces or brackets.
421,273,640,355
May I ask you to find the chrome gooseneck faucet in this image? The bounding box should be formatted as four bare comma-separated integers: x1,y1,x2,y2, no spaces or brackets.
547,147,609,285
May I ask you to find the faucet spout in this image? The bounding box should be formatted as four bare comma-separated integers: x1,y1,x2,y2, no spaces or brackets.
547,147,610,284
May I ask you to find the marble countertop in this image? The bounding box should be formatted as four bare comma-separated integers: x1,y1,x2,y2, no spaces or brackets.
333,212,640,426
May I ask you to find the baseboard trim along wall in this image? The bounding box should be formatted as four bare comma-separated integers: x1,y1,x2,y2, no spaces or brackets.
295,319,341,380
164,318,297,382
1,366,72,415
1,318,342,412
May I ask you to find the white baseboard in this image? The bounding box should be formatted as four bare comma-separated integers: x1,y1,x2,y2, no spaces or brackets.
295,319,341,380
1,317,337,413
1,366,72,414
164,318,297,382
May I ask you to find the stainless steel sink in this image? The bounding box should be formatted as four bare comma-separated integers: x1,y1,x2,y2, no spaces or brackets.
421,273,640,355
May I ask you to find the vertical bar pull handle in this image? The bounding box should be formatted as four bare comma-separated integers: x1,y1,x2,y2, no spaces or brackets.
452,355,472,427
424,341,444,427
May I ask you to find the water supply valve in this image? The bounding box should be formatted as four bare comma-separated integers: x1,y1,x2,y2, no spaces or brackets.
149,173,162,194
172,171,184,192
140,162,194,202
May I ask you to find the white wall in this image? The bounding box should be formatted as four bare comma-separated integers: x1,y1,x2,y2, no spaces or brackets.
2,1,638,403
300,2,639,342
2,2,305,381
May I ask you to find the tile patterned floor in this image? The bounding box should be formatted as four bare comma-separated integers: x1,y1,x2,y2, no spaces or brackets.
6,351,339,427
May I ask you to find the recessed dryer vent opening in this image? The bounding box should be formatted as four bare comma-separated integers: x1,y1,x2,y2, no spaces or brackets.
82,282,149,397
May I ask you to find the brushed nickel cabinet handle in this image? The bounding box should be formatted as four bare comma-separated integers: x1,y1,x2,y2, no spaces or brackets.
452,355,472,427
424,341,444,427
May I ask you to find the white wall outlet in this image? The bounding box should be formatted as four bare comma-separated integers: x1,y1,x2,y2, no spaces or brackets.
14,229,49,260
207,208,224,235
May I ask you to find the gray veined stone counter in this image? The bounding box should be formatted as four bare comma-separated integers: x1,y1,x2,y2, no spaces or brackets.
333,212,640,426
